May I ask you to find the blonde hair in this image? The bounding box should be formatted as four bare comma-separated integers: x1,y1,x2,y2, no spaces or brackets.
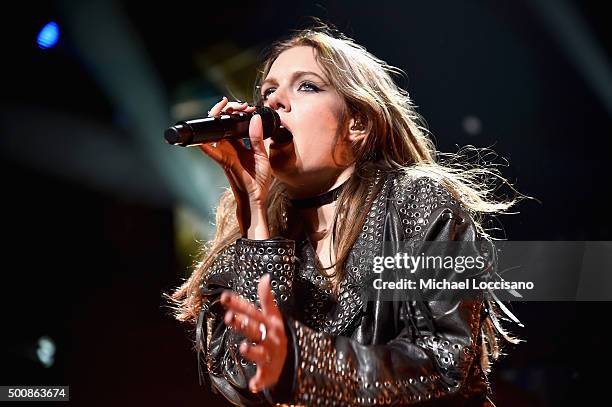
169,21,527,373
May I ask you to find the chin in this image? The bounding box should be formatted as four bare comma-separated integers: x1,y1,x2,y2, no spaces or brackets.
273,166,339,195
271,166,301,186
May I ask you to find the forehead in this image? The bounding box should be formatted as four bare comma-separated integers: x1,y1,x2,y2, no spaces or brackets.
265,46,324,78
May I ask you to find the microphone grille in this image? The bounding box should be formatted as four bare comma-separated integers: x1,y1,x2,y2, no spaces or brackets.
255,106,280,138
164,127,180,145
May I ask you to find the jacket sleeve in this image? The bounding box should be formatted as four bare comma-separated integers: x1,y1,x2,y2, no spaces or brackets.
197,237,297,406
265,177,493,406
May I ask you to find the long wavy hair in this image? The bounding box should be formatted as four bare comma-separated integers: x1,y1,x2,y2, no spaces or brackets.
169,22,527,374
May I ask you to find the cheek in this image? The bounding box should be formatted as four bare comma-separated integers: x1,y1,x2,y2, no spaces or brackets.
294,100,344,149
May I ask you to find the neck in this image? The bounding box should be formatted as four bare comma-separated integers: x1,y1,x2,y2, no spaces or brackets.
289,165,354,238
299,200,337,239
284,165,354,200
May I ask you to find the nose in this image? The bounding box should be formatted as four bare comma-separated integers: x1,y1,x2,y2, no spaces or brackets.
266,89,290,112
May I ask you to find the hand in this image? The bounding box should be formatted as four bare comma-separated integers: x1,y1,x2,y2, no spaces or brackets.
200,97,271,206
221,274,288,393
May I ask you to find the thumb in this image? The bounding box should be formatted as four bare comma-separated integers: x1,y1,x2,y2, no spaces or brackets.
250,368,264,393
249,114,268,158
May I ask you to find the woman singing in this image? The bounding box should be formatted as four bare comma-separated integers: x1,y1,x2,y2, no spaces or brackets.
170,23,523,406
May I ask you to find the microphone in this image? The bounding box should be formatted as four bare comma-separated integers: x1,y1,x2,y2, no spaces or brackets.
164,106,293,147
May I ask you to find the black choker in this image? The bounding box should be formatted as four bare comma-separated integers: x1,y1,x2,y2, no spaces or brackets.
290,182,347,209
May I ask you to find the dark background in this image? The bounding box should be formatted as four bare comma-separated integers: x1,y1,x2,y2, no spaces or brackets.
0,0,610,405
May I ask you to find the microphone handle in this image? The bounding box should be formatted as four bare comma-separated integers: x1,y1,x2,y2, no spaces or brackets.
164,108,292,147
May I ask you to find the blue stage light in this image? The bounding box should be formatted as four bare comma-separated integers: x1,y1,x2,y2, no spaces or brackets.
37,21,59,49
36,336,56,368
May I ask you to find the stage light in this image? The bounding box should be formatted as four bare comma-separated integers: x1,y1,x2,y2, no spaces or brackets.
37,21,60,49
36,336,56,368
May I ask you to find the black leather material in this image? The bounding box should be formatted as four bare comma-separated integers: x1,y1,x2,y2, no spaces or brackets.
197,171,503,406
234,237,295,313
198,238,296,405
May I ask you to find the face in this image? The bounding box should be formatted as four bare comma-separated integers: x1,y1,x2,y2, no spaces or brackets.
260,46,355,196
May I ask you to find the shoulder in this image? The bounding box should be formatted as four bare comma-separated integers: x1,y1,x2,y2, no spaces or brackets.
387,168,462,209
384,168,475,239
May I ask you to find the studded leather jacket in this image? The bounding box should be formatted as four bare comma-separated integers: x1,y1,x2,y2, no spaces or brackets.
196,171,502,406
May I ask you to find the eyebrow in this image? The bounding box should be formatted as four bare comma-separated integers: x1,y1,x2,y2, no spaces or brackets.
261,70,328,88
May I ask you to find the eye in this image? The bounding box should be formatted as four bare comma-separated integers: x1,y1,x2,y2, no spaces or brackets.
260,81,321,101
261,87,275,101
299,82,320,92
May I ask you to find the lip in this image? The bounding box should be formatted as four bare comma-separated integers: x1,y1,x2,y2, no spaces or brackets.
279,120,291,133
268,119,293,149
270,136,291,149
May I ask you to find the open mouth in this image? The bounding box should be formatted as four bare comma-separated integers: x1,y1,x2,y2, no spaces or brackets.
279,120,291,133
269,120,293,147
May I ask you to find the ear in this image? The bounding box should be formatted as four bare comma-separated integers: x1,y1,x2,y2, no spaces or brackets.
347,115,369,143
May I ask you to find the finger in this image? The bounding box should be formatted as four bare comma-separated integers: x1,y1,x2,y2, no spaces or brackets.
249,368,265,393
198,140,236,168
228,137,250,153
248,114,268,158
258,274,280,318
199,143,225,163
222,101,249,114
225,311,265,342
239,341,269,366
208,96,228,116
220,291,266,324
